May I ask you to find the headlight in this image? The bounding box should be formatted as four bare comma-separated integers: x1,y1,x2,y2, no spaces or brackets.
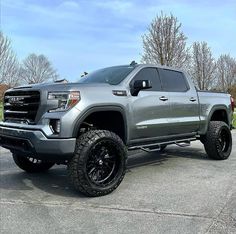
48,91,80,112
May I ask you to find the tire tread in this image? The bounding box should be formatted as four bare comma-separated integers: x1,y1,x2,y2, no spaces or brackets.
204,121,232,160
68,130,127,197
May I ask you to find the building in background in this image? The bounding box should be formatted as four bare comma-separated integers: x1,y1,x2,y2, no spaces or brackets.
0,84,9,101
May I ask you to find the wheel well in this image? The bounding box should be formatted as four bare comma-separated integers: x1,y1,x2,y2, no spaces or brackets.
78,111,126,143
210,109,229,125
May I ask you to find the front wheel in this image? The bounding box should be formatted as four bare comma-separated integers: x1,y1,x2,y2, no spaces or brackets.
13,154,55,173
68,130,127,197
204,121,232,160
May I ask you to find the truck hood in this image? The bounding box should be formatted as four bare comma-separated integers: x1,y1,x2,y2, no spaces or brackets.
11,82,114,92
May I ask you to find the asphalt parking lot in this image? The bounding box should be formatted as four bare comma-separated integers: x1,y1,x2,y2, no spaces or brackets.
0,131,235,234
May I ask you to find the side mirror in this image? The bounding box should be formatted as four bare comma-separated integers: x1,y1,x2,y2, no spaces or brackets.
131,80,152,96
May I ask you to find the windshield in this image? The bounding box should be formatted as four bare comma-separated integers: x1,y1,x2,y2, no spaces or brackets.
77,66,136,85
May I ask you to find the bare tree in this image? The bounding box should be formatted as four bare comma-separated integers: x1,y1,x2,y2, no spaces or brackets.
229,84,236,98
20,54,58,84
0,31,20,87
190,42,216,90
141,12,190,68
216,54,236,92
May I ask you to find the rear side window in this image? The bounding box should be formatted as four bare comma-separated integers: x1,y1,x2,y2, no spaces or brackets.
131,68,162,91
161,69,188,92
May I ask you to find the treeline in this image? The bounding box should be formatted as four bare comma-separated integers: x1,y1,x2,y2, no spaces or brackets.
1,12,236,98
141,12,236,97
0,31,58,87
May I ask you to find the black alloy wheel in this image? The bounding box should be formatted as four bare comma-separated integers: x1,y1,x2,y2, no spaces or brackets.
86,140,120,186
68,130,127,197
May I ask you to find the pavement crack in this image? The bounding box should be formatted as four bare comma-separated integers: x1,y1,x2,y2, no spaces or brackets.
88,204,213,220
204,190,234,234
0,198,212,220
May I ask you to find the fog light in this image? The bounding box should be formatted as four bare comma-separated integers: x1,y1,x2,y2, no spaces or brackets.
49,119,61,134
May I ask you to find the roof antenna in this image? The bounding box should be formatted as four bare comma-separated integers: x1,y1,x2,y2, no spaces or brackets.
81,72,88,77
130,61,137,66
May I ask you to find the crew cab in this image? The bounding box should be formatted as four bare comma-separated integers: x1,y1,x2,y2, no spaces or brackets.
0,63,234,196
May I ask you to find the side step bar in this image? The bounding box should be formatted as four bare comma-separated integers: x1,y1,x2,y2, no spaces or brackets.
128,137,196,153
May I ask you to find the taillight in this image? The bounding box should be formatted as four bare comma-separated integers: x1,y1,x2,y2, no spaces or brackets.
230,96,235,112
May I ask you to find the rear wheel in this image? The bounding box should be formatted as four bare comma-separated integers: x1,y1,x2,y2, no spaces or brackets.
68,130,127,197
13,154,55,173
204,121,232,160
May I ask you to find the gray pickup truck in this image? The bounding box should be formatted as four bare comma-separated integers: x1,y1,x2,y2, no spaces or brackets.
0,63,234,196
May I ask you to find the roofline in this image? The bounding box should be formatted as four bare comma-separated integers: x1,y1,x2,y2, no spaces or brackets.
137,63,184,72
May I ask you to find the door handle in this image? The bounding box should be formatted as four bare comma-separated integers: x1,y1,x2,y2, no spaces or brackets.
189,97,197,102
159,96,168,101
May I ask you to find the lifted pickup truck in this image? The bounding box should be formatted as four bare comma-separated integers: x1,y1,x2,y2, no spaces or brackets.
0,63,234,196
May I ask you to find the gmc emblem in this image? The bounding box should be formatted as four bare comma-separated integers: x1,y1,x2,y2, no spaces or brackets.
8,97,24,104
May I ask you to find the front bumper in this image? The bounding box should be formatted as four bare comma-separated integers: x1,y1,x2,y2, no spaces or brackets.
0,125,76,161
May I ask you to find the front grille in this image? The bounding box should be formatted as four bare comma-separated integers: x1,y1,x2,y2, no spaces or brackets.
4,90,40,124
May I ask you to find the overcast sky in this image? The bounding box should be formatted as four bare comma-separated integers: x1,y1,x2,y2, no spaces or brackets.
1,0,236,81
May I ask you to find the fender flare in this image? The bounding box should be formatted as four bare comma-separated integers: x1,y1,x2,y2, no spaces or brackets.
72,105,128,144
201,105,230,134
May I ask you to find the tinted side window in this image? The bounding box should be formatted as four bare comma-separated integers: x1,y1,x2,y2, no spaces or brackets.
161,69,188,92
131,68,162,91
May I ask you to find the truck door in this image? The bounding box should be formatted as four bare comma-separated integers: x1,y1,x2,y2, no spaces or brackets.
129,67,171,141
159,68,200,135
